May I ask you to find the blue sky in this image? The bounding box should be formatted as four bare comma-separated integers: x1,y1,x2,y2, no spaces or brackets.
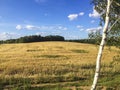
0,0,102,40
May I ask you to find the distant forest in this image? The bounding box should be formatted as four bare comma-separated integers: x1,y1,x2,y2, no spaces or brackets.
0,35,65,44
0,34,120,46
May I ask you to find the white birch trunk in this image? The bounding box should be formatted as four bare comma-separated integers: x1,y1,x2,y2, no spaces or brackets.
91,0,111,90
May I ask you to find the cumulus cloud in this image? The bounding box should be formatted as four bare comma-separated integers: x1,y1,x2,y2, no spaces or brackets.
0,32,9,40
68,14,78,21
16,25,22,30
79,12,84,16
25,25,40,30
16,25,46,30
16,24,68,31
0,32,20,40
68,12,85,21
89,7,100,18
86,26,103,33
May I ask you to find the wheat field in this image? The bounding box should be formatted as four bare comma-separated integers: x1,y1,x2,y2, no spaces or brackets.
0,42,119,90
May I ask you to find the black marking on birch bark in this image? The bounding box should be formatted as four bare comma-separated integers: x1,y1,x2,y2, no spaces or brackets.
103,38,107,41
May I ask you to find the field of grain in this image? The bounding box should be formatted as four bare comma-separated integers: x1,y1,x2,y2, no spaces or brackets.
0,42,120,90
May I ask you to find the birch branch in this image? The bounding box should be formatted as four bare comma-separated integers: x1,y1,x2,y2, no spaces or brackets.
107,16,120,32
114,1,120,6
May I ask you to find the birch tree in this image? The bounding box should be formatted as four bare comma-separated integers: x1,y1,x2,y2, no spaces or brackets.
91,0,120,90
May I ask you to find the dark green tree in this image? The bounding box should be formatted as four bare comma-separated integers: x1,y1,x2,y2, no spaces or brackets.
88,30,102,44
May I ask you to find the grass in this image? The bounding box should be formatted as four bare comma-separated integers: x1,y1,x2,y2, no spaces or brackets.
35,55,69,60
71,49,89,53
0,42,119,89
27,49,43,52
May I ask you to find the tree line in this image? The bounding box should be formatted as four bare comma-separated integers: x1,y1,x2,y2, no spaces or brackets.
0,32,120,46
0,35,65,44
68,30,120,46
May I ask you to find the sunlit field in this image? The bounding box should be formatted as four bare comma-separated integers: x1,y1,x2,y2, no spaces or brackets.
0,42,120,90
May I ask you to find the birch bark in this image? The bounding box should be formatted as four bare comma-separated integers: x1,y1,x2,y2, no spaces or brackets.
91,0,112,90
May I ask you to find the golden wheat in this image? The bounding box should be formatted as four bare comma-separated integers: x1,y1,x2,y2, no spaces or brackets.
0,42,118,83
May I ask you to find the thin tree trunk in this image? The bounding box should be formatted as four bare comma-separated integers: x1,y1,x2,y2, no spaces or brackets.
91,0,111,90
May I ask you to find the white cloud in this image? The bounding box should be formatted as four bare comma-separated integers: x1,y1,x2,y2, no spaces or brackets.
16,24,68,31
66,36,81,39
91,20,95,23
51,31,62,35
57,26,68,30
36,32,47,36
25,25,40,30
79,12,84,16
63,27,68,30
0,32,9,40
16,25,22,30
76,25,84,31
89,7,100,18
0,32,20,40
25,25,33,29
79,28,84,31
86,26,103,33
36,30,62,36
68,12,84,21
16,25,43,30
76,25,83,29
68,14,78,21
